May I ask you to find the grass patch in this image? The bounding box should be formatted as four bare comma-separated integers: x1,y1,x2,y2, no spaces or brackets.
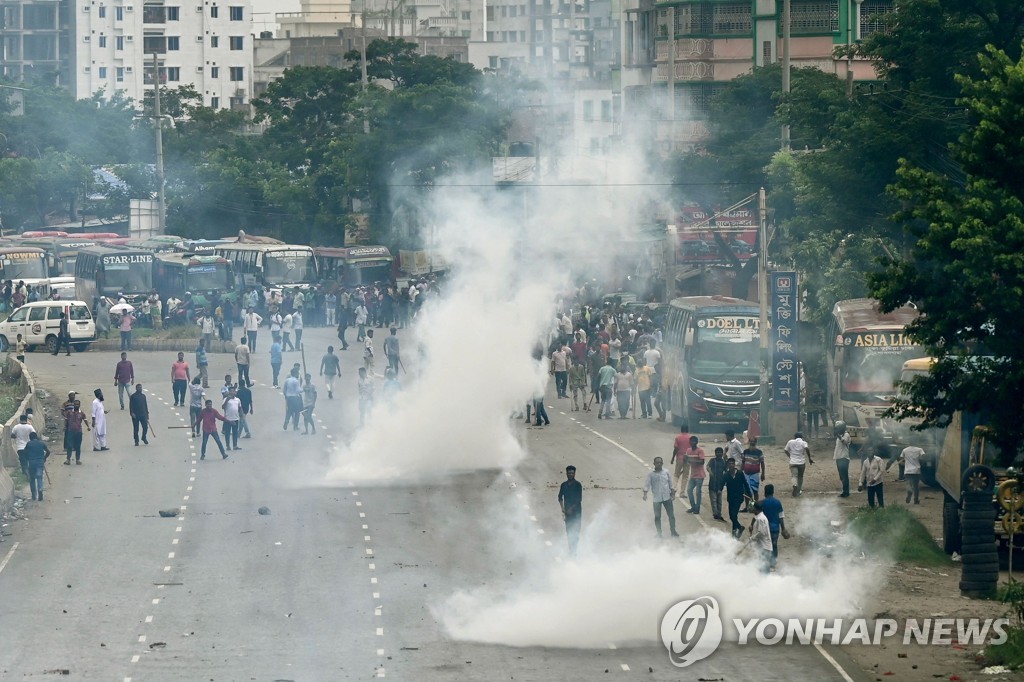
985,582,1024,669
847,506,953,567
0,372,24,425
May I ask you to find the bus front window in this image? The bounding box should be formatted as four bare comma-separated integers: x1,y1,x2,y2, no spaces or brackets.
842,345,925,401
265,254,315,285
691,328,760,381
350,263,392,286
0,256,47,280
187,265,231,291
103,264,152,293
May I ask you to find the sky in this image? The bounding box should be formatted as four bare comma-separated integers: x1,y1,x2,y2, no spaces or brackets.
251,0,300,36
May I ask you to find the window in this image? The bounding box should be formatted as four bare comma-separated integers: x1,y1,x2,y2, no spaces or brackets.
229,6,243,20
672,3,751,36
143,36,167,53
210,65,219,77
601,100,611,121
461,11,470,19
28,306,46,322
115,35,124,50
98,6,106,17
210,5,218,18
486,6,494,21
762,40,772,64
501,6,507,17
167,6,180,20
99,66,107,78
789,1,839,34
6,308,26,323
229,36,243,50
98,35,107,47
167,36,180,50
166,66,180,81
211,35,219,47
116,66,125,82
859,0,894,38
229,66,244,81
536,30,544,41
583,100,593,121
115,6,123,21
229,95,244,107
488,55,498,68
211,96,219,107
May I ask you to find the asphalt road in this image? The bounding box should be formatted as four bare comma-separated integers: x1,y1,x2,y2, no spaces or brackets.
0,324,869,681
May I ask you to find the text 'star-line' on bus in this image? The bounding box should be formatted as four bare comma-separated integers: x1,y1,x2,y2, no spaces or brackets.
74,245,155,307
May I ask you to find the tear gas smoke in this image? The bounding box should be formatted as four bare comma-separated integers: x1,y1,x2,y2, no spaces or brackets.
324,158,652,484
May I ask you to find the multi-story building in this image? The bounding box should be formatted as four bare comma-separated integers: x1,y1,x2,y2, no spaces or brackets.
620,0,894,150
0,0,72,86
73,0,254,109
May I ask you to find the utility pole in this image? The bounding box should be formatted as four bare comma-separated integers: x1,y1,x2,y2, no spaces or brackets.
152,53,166,234
780,0,791,150
664,223,676,304
360,5,370,134
758,187,770,441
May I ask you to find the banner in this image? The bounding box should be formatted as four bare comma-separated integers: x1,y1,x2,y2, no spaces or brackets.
770,272,799,412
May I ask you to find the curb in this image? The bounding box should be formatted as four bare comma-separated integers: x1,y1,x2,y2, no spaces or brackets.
86,338,236,353
0,357,46,511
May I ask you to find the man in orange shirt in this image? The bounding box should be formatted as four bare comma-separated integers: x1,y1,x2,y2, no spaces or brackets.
669,423,691,493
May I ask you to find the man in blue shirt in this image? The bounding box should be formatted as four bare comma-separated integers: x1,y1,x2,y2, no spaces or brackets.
757,484,791,568
195,339,210,388
270,339,283,388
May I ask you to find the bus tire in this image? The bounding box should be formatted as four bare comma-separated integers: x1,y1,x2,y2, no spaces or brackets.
962,465,996,494
959,580,997,594
44,335,57,354
943,498,961,554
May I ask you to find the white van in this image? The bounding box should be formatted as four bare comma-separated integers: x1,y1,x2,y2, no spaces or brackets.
0,300,96,353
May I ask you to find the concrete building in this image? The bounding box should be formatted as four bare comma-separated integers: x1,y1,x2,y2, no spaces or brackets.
620,0,894,150
0,0,72,86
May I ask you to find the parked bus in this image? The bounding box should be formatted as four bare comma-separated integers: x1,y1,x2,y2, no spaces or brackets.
0,246,50,286
315,245,394,287
661,296,762,430
213,242,317,291
123,235,185,253
16,237,100,276
154,252,235,309
826,298,925,446
175,238,234,253
74,245,155,307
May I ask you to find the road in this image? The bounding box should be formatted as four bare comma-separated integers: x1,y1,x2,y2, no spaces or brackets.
0,323,868,681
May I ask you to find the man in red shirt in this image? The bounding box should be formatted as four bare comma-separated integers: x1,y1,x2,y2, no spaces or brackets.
64,401,90,465
669,423,691,493
171,352,191,407
113,352,134,410
195,399,228,460
683,435,706,515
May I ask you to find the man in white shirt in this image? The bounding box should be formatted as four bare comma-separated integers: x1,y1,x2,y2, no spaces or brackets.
363,329,375,372
550,344,570,398
281,312,295,351
724,429,744,465
354,302,369,341
222,388,243,451
292,307,304,350
833,421,852,498
643,343,661,391
784,432,813,498
860,450,886,508
642,457,679,538
11,413,36,476
897,445,925,504
242,307,263,352
748,500,775,574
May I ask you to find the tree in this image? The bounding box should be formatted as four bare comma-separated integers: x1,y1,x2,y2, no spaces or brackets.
868,47,1024,458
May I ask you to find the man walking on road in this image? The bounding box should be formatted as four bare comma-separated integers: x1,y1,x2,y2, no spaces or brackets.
596,359,615,419
91,388,109,452
195,338,210,388
784,432,813,497
301,373,318,435
670,423,691,494
243,307,262,352
725,459,752,538
643,457,679,538
129,384,150,446
833,421,852,498
222,387,242,450
708,447,728,522
383,327,401,376
11,413,35,477
113,352,134,410
188,377,205,437
282,368,303,431
741,437,766,510
196,399,228,460
236,381,253,439
171,352,191,407
896,443,924,504
235,336,252,388
293,307,304,350
320,346,341,399
119,310,134,351
860,450,887,508
52,312,71,356
758,484,791,568
363,329,375,373
64,401,88,464
683,435,706,515
24,432,49,501
270,338,283,388
558,465,583,556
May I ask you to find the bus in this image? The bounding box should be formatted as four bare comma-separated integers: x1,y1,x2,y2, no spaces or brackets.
123,235,185,253
74,245,155,307
154,252,235,309
315,245,394,287
826,298,925,446
17,237,100,276
661,296,762,430
213,242,317,291
0,246,50,286
175,238,234,253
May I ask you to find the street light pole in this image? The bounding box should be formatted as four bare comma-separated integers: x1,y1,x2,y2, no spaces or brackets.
758,187,770,441
781,0,791,150
151,53,166,234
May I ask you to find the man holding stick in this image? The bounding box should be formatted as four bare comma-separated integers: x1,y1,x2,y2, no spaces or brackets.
129,384,150,446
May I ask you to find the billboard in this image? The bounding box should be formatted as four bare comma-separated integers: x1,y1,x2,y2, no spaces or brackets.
675,203,757,265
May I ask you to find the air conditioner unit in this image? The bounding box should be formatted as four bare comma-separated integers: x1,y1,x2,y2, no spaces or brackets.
196,35,204,41
125,66,133,72
125,6,133,11
125,35,133,41
83,5,90,11
197,6,203,11
84,36,91,42
196,66,203,71
84,66,91,72
235,88,245,96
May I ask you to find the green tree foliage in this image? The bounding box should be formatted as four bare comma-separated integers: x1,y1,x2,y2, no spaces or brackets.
868,47,1024,456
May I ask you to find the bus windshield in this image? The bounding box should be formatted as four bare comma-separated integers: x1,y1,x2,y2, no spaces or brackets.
187,263,231,291
265,252,315,285
691,325,760,381
349,262,392,286
842,343,925,400
103,262,152,293
0,255,47,280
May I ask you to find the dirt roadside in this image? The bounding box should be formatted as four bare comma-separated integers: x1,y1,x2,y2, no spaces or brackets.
695,431,1024,682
